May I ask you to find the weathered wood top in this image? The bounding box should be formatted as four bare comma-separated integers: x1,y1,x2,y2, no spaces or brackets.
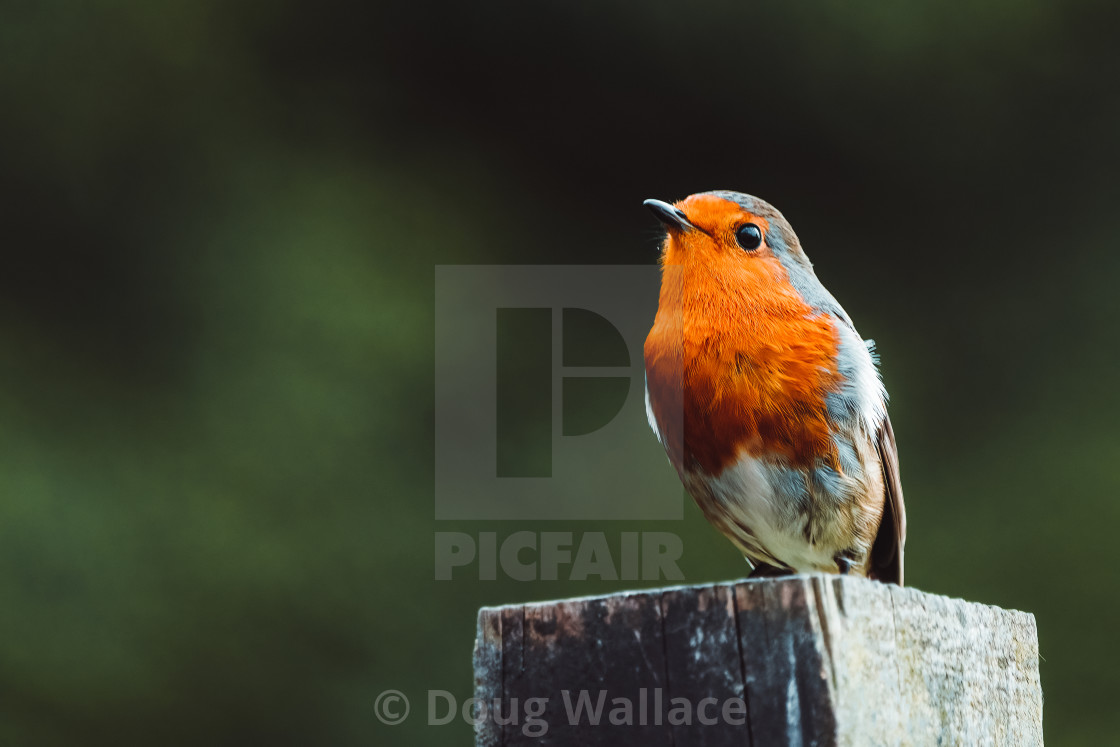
474,575,1042,746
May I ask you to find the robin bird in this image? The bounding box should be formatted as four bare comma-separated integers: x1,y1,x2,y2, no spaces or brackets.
643,191,905,584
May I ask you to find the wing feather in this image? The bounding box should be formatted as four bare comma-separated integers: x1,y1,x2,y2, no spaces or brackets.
869,413,906,585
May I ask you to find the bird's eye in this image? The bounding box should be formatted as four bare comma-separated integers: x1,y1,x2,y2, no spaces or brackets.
735,223,763,251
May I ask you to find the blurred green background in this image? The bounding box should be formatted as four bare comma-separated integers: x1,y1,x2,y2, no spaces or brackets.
2,1,1119,744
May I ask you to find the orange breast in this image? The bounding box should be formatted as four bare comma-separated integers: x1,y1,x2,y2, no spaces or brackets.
645,255,840,475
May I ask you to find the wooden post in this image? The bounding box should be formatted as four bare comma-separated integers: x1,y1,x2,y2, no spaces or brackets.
473,575,1043,746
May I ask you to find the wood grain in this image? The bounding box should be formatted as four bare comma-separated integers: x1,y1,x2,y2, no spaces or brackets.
473,576,1043,746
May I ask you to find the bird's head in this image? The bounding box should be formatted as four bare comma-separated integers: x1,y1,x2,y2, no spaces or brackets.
644,190,812,274
644,190,827,313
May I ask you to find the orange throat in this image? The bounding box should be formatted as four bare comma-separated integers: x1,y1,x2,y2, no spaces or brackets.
644,260,841,476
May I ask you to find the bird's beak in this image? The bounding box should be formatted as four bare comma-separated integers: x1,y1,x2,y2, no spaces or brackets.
643,199,697,232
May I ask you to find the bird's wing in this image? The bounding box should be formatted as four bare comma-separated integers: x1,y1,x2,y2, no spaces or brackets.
869,413,907,585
